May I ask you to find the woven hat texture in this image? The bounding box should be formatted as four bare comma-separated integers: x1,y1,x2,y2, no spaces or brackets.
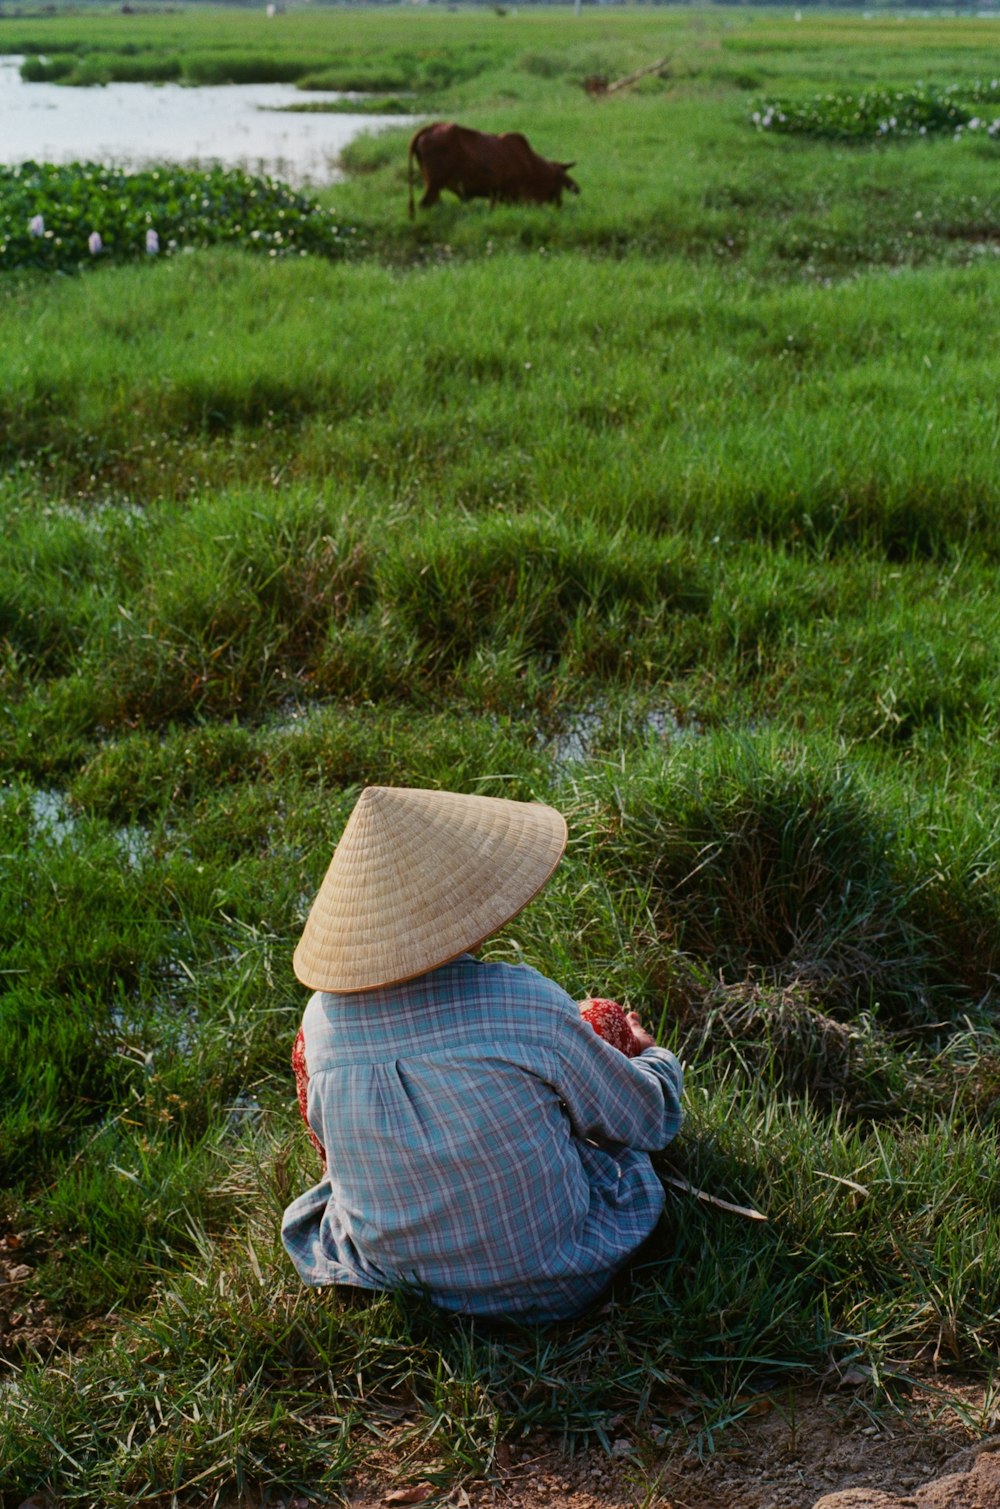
293,785,567,993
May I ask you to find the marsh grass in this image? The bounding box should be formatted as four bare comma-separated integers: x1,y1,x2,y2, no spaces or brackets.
2,252,998,552
559,739,1000,1030
2,6,1000,1504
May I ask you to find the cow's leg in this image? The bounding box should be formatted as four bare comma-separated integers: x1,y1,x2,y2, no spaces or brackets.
419,182,442,209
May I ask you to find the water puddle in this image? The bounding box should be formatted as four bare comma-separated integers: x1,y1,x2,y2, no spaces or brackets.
7,785,150,868
45,499,148,535
25,785,76,844
0,55,418,185
540,701,704,769
265,696,705,770
225,1091,263,1135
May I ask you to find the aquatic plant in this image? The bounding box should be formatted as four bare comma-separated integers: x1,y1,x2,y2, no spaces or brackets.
0,160,354,273
751,79,1000,141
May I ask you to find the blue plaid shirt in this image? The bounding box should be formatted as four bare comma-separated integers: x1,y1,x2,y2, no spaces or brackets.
281,954,683,1320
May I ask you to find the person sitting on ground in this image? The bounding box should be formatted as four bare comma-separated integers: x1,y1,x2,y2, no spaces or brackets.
281,785,684,1322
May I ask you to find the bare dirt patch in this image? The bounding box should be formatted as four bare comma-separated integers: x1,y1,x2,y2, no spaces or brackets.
0,1229,58,1359
0,1228,112,1361
336,1380,997,1509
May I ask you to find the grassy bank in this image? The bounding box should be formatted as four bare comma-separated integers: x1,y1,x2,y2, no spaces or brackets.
2,6,1000,1505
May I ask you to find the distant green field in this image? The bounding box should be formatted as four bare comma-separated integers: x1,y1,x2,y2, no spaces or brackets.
2,7,1000,1506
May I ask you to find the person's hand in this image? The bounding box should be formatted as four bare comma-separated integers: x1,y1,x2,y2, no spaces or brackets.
626,1011,656,1052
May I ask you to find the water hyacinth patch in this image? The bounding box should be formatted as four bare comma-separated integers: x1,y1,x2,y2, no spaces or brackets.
0,161,355,274
751,79,1000,142
955,116,1000,140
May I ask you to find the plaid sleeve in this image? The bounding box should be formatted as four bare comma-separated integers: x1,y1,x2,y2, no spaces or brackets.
550,1005,683,1151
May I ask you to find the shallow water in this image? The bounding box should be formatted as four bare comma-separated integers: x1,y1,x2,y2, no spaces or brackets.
0,54,417,185
11,784,150,869
540,701,704,768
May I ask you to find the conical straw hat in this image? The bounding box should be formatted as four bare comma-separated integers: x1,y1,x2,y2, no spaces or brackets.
293,786,567,993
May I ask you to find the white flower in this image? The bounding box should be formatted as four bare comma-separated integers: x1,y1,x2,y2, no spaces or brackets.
145,228,159,254
28,213,44,237
88,231,103,255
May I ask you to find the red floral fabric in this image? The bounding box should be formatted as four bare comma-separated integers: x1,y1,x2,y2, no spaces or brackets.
292,1026,326,1162
578,998,643,1058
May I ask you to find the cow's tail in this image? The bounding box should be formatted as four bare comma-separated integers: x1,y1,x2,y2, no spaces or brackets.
407,128,421,221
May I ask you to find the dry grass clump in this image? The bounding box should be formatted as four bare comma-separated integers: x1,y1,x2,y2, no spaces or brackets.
927,1027,1000,1129
666,971,1000,1131
683,976,918,1120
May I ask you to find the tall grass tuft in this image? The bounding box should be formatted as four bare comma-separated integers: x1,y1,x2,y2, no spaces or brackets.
377,514,707,670
575,737,1000,1028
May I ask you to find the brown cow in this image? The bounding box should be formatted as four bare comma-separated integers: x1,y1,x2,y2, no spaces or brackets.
408,122,579,219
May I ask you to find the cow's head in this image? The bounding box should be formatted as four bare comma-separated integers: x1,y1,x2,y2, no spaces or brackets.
555,162,580,203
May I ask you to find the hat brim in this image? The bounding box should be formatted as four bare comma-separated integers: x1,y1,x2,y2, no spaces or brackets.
293,786,567,994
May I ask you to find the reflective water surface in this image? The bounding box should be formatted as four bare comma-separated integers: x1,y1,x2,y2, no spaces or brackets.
0,54,417,185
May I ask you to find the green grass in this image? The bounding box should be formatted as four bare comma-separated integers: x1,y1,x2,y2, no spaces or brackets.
2,5,1000,1504
2,253,998,549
